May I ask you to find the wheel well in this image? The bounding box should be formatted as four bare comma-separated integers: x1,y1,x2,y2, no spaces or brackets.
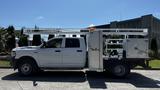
103,59,131,78
17,56,39,69
103,59,130,69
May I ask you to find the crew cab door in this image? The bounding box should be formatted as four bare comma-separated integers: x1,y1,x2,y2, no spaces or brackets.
62,38,86,68
37,38,63,67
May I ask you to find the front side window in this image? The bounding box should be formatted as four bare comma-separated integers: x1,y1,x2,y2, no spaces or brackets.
65,38,80,48
46,39,62,48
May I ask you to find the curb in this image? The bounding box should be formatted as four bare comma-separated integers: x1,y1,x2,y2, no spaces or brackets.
0,67,12,69
133,68,160,70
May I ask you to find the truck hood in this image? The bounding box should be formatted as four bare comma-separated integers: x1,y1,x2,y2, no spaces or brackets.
12,46,40,51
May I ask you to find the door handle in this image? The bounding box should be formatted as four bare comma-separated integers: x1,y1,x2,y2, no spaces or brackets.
77,50,82,52
55,50,61,52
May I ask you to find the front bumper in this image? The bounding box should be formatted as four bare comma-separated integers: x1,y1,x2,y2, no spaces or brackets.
10,57,18,70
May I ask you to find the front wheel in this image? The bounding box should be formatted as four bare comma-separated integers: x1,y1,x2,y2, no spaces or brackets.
18,61,35,76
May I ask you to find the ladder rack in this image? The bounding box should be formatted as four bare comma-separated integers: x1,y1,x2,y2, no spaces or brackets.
23,28,148,36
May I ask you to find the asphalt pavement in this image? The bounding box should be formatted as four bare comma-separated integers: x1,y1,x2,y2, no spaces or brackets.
0,69,159,90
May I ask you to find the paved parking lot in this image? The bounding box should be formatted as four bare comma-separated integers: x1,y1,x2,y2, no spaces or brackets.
0,69,159,90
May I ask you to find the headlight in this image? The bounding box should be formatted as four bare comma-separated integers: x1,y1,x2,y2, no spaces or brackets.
11,51,16,57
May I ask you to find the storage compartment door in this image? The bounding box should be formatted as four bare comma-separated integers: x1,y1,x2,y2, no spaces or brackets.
88,31,103,71
125,39,148,58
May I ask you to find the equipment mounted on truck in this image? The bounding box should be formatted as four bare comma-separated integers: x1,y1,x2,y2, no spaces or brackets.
11,28,148,77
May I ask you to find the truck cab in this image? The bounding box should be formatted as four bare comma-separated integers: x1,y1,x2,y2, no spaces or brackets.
39,37,86,68
11,37,86,75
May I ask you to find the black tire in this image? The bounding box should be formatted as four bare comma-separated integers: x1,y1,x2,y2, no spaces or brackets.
18,60,36,76
110,62,130,78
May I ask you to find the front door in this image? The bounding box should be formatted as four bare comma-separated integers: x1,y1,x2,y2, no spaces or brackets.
37,38,63,67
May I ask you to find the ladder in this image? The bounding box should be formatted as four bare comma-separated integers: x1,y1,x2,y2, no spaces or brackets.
23,28,148,36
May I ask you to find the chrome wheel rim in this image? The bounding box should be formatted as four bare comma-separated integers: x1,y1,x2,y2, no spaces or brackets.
114,65,126,76
21,63,31,75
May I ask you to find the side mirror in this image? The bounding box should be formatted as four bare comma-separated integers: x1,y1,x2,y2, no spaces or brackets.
42,41,46,48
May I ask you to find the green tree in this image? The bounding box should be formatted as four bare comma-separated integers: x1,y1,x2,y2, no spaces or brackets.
7,26,14,34
20,27,24,35
5,26,16,51
0,27,6,52
18,28,28,46
151,38,158,57
0,32,3,52
18,35,28,47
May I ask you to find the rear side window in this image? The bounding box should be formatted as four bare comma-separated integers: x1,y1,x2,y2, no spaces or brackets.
65,38,80,48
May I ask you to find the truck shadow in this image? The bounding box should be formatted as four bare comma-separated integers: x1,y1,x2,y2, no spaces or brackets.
2,71,160,89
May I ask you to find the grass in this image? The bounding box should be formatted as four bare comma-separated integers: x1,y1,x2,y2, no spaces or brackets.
149,59,160,68
0,60,11,67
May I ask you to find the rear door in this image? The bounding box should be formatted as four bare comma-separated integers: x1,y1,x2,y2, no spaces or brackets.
62,38,85,68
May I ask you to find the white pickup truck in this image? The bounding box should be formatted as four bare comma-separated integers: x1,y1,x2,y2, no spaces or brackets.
11,29,149,77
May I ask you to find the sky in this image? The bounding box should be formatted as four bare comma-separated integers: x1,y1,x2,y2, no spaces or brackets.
0,0,160,29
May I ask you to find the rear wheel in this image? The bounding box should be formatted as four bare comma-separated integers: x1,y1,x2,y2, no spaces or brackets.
110,63,130,78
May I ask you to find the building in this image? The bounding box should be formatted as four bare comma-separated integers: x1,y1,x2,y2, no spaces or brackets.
92,14,160,54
